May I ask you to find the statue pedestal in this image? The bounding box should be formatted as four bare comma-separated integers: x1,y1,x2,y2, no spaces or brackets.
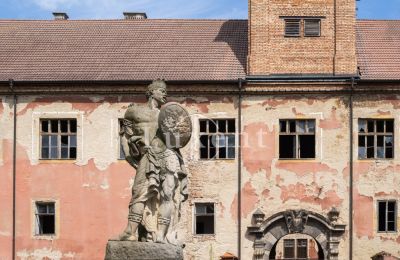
105,240,184,260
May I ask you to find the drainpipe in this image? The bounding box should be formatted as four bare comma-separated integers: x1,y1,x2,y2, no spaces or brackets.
9,79,17,260
238,78,243,259
349,77,354,260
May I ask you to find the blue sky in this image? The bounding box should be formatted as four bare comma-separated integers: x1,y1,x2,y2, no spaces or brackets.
0,0,399,20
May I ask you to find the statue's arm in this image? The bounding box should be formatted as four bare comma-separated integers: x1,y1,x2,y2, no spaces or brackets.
121,134,140,169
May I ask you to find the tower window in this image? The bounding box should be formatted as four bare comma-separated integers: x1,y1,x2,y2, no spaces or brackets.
285,19,301,37
304,19,321,36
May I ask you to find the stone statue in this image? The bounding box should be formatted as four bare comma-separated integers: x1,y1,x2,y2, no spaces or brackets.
118,80,191,244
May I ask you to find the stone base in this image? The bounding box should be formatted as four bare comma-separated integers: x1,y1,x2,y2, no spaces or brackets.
105,240,184,260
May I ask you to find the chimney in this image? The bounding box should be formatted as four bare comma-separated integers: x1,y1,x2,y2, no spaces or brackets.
123,12,147,20
53,12,69,20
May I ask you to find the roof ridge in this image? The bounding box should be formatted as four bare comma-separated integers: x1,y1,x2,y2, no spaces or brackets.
0,18,248,22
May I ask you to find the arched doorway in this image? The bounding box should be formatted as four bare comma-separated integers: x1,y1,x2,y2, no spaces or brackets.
247,209,345,260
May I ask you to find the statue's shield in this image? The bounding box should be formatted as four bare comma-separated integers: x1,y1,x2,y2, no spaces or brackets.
158,102,192,148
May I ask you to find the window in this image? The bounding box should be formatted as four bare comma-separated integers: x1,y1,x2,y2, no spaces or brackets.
119,119,126,159
358,119,394,159
199,119,235,159
194,203,214,234
40,119,77,159
35,202,55,235
285,19,301,37
304,19,321,36
378,201,397,232
283,239,308,259
279,119,315,159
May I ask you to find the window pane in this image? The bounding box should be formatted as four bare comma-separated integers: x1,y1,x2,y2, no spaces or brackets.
206,204,214,214
50,135,58,146
41,121,49,133
377,136,384,158
297,120,306,133
60,120,68,133
47,204,55,213
289,120,296,133
41,148,49,159
388,221,396,231
388,201,396,212
199,120,207,133
358,135,365,147
61,135,68,146
358,119,366,133
41,135,49,147
227,135,235,147
209,121,216,133
40,215,55,234
284,239,295,258
227,119,235,133
50,147,58,159
280,120,287,133
228,147,235,159
358,147,366,159
70,135,77,147
367,120,374,132
377,120,384,132
367,136,374,158
37,204,47,214
217,120,226,133
195,204,206,214
304,19,320,37
279,135,296,158
386,120,394,133
69,147,77,159
378,202,387,231
61,147,68,159
70,120,77,133
297,239,308,258
307,120,315,133
285,19,300,37
196,215,214,234
51,120,58,133
299,135,315,158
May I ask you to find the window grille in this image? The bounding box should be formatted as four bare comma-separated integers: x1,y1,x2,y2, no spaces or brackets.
285,19,301,37
304,19,321,36
40,119,77,159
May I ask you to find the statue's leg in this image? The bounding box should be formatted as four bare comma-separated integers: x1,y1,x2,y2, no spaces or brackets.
119,202,144,241
156,173,176,243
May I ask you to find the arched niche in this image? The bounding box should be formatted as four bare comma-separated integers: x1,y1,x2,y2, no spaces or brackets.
247,209,346,260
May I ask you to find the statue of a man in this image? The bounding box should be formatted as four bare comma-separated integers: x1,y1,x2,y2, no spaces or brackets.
118,80,189,243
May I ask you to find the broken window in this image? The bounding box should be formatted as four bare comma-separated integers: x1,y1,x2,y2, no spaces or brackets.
378,200,397,232
40,119,77,159
199,119,235,159
358,119,393,159
283,239,308,259
119,119,126,159
279,119,315,159
35,202,55,235
194,203,214,235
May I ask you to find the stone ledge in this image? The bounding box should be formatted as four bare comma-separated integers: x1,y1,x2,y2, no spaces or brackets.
105,240,183,260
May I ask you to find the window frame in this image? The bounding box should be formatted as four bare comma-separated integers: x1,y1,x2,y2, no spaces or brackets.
283,238,309,259
284,19,301,37
377,200,397,233
34,201,56,237
304,19,321,37
279,119,316,160
358,119,394,160
39,119,77,160
194,202,215,235
199,118,236,160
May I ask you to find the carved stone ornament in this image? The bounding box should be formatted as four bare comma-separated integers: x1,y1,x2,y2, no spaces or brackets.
159,102,192,149
284,210,309,233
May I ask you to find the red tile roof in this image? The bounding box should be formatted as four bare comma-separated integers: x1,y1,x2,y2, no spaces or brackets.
1,19,399,82
356,20,400,80
0,19,247,82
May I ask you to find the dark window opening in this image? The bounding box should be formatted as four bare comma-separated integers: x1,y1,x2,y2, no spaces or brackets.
283,239,295,258
40,119,77,160
199,119,235,159
35,202,55,235
195,203,214,235
358,119,394,159
279,119,316,159
378,201,397,232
